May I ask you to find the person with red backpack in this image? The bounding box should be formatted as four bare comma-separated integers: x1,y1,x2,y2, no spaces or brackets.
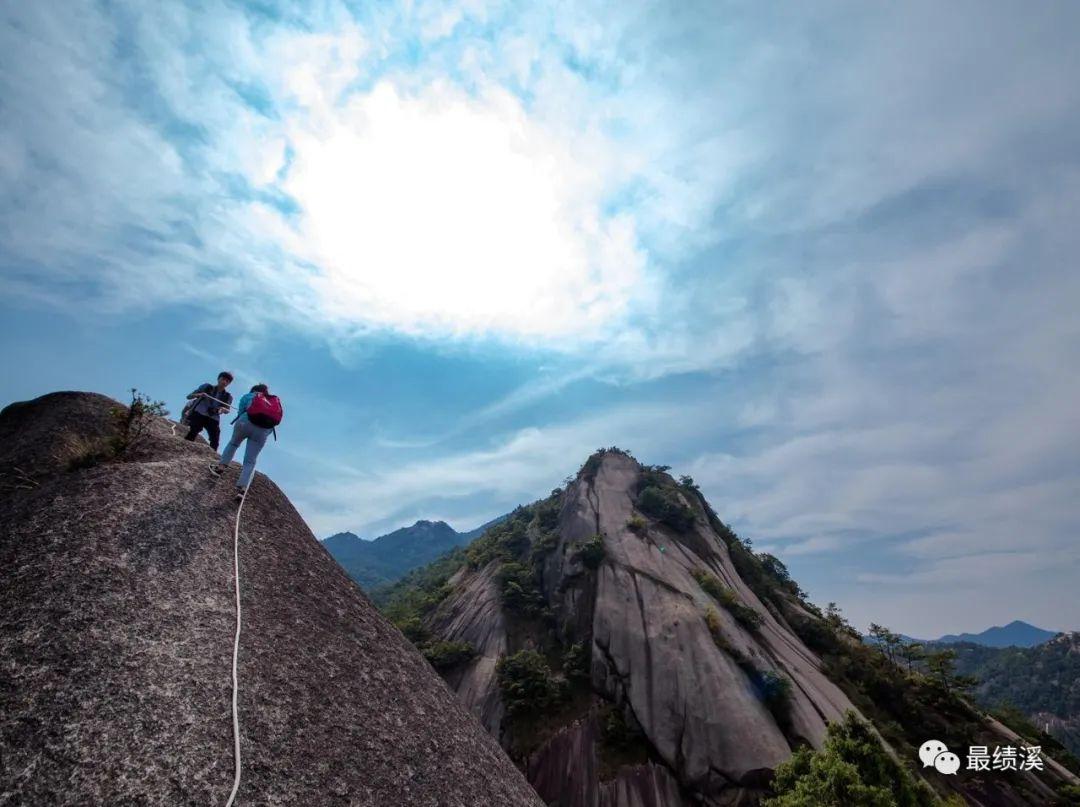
209,383,284,502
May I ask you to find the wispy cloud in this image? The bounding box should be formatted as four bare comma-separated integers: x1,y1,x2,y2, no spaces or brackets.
0,1,701,352
3,1,1079,637
296,394,721,536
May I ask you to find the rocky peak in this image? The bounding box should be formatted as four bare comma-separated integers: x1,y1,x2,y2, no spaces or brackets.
416,448,857,804
384,447,1080,806
0,391,541,806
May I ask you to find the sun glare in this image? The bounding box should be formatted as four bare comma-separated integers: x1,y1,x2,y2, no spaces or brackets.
278,81,644,342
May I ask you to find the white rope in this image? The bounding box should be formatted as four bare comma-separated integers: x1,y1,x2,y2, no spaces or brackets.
201,393,232,409
224,476,253,807
164,399,248,805
171,392,231,438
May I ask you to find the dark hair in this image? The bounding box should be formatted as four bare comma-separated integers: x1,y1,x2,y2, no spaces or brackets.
218,371,234,382
250,383,268,394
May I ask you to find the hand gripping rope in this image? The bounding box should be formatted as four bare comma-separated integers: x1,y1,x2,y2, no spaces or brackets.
170,392,234,438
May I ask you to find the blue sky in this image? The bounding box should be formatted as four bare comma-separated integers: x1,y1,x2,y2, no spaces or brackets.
2,1,1079,638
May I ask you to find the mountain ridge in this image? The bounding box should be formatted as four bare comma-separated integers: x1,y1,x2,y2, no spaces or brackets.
935,620,1059,648
378,448,1080,806
324,514,507,590
866,620,1060,650
950,632,1080,758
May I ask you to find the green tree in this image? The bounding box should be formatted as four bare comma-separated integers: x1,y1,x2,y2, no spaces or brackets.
824,602,857,637
498,562,545,616
678,475,700,492
925,648,977,695
636,485,696,532
562,642,591,682
868,623,903,668
898,641,926,673
496,650,563,715
765,712,936,807
573,535,606,570
423,640,476,672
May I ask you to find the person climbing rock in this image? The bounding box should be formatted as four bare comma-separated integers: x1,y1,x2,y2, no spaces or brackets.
184,371,234,450
209,383,283,502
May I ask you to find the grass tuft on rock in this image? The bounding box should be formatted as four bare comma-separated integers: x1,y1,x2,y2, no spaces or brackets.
692,570,763,632
573,534,606,570
64,388,168,470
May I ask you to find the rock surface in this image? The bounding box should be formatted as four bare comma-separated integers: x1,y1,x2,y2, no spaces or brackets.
526,717,687,807
428,450,860,805
581,453,853,785
433,562,509,738
380,449,1080,807
0,392,542,807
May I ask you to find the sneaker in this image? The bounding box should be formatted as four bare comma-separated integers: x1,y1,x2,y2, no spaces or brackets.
234,490,245,504
208,463,225,477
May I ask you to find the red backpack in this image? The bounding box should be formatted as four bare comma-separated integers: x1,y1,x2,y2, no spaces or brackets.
246,392,284,428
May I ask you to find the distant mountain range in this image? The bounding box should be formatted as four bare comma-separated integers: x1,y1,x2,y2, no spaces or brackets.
934,620,1059,648
869,620,1060,649
324,515,506,590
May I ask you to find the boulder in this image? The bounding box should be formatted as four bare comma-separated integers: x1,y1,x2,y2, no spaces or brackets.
0,392,542,807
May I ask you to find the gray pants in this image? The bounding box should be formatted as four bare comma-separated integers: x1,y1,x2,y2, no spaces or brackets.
219,419,271,489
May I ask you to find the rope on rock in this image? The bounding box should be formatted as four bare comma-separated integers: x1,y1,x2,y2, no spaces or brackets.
164,404,249,805
224,476,253,807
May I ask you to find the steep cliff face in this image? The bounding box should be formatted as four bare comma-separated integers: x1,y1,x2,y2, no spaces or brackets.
0,392,542,806
419,449,856,805
391,449,1080,807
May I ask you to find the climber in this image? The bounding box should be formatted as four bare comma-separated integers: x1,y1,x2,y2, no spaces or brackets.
184,371,234,451
209,383,284,502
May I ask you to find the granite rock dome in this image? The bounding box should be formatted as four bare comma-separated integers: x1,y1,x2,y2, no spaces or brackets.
0,391,541,807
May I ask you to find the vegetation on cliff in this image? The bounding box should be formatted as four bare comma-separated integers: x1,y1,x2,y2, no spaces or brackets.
635,464,697,532
947,634,1080,759
765,713,937,807
371,447,1079,806
496,650,565,715
375,546,475,667
800,607,1080,802
692,569,764,632
64,388,168,470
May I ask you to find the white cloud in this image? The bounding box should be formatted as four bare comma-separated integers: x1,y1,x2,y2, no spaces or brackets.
856,550,1074,587
280,79,645,341
295,395,720,535
0,1,674,347
4,0,1080,637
